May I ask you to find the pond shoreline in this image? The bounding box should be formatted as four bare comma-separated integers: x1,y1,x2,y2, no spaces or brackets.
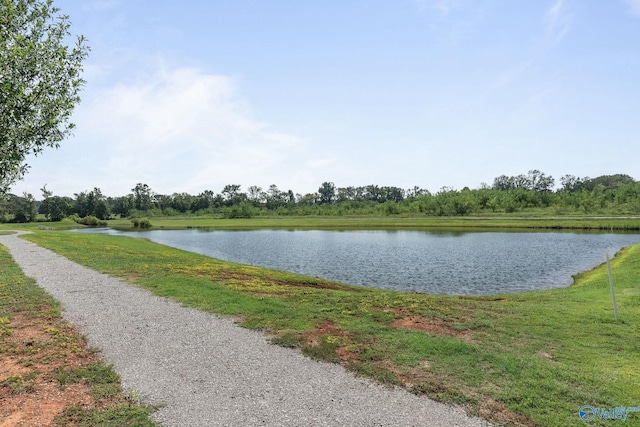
71,227,640,296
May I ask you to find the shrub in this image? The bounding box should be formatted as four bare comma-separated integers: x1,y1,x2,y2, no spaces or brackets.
71,215,107,227
222,203,255,219
131,218,152,229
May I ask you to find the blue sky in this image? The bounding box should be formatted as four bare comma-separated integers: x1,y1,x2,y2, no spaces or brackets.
12,0,640,198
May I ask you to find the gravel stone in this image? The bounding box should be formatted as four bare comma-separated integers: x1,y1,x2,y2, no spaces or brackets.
0,232,491,426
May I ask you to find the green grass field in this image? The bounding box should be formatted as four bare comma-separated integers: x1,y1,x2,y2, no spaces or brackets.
12,229,640,427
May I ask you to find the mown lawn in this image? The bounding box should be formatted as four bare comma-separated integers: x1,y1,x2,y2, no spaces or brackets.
16,230,640,426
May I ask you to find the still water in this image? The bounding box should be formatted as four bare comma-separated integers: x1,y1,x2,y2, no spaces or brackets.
73,228,640,295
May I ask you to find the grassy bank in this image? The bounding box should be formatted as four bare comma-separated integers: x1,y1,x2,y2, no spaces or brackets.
0,238,157,425
109,215,640,231
2,214,640,232
18,230,640,426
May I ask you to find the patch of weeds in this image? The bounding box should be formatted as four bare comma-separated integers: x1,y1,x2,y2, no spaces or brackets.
349,361,402,387
0,316,11,337
271,332,303,348
56,361,120,387
54,403,157,427
89,383,122,402
2,374,25,392
357,344,388,362
301,336,341,363
1,372,37,394
0,340,18,354
37,353,62,364
43,306,61,319
125,389,146,406
411,380,470,404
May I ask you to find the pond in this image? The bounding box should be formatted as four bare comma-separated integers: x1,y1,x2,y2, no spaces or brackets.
72,228,640,295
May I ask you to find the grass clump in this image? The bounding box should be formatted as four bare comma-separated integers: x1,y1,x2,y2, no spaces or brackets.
54,403,157,427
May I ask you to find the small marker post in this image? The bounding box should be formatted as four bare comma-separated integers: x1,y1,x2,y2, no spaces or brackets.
606,251,619,321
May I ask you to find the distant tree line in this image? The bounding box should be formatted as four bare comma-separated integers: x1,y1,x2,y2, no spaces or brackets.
1,171,639,223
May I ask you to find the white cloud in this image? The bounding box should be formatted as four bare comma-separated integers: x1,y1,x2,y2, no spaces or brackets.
74,66,309,195
430,0,459,15
546,0,572,44
624,0,640,16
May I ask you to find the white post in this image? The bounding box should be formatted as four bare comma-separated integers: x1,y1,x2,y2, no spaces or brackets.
606,251,619,321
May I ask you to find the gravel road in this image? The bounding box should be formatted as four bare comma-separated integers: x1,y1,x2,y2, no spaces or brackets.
0,232,491,426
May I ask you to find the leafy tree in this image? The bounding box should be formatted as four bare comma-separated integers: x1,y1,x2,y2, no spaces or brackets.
12,192,37,222
285,189,295,204
0,0,89,194
191,190,216,212
406,186,429,200
559,174,584,192
381,186,404,202
73,190,91,217
492,175,514,191
364,184,383,202
132,183,153,211
297,192,319,206
221,184,246,206
73,187,108,219
93,188,109,220
336,186,356,203
247,185,264,206
583,174,635,191
318,181,336,204
153,194,172,213
527,169,555,192
265,184,285,209
170,192,193,213
110,195,134,217
46,195,73,220
39,185,72,220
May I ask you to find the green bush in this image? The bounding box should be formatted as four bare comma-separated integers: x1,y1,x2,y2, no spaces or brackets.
70,214,107,227
222,203,255,219
131,218,152,229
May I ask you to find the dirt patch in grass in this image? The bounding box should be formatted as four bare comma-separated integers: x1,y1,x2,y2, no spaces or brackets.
0,378,92,427
389,315,474,342
271,278,351,291
0,309,152,426
335,344,361,365
0,313,96,425
300,320,362,366
535,351,556,361
476,397,535,427
302,320,344,347
216,269,350,291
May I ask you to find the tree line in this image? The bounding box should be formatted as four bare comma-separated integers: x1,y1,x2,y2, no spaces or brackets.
1,171,639,223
